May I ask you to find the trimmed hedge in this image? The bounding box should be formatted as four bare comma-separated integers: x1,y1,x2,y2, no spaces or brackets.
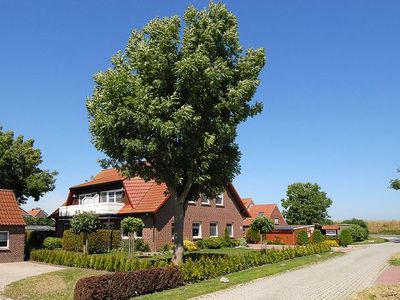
43,237,62,250
182,243,331,282
62,229,121,253
74,266,184,300
31,243,331,283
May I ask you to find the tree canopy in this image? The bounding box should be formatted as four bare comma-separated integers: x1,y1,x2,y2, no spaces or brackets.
87,2,265,264
389,169,400,190
281,182,332,225
250,216,274,234
0,127,57,204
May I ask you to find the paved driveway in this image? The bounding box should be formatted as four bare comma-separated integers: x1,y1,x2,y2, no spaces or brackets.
0,262,62,291
196,241,400,300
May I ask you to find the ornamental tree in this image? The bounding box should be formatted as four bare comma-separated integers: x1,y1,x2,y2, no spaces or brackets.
250,216,274,247
70,212,101,254
281,183,332,225
121,217,144,257
0,127,57,204
87,2,265,265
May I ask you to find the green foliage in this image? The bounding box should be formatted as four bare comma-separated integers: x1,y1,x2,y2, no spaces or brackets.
24,216,55,226
183,240,198,252
62,229,121,253
281,182,332,225
86,2,266,263
339,229,353,247
342,218,369,235
43,237,62,250
250,216,274,234
0,127,57,204
70,212,101,235
120,239,151,252
312,229,324,243
245,228,260,244
348,224,368,242
390,169,400,190
120,217,144,235
296,230,309,245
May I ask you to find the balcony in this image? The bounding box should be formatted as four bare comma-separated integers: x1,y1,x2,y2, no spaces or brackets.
59,202,124,217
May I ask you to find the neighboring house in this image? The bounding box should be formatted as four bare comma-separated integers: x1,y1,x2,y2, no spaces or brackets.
52,169,250,251
242,199,287,228
321,224,352,237
27,208,48,218
0,189,25,262
20,207,30,218
266,225,315,245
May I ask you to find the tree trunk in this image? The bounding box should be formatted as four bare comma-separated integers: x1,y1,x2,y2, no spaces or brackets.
171,176,193,266
260,233,263,250
133,231,136,257
83,232,88,254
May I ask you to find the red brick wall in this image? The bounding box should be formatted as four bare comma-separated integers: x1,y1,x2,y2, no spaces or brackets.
0,225,25,263
266,230,296,245
151,189,246,251
270,206,287,226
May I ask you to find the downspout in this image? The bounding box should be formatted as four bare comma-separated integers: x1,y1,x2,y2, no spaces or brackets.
152,213,156,251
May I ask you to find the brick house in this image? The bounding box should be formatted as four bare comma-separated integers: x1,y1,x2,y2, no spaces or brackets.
0,189,25,262
27,208,48,218
53,169,250,251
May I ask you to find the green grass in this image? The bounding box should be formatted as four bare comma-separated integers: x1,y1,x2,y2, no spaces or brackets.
137,252,343,300
352,237,388,245
2,268,107,300
390,253,400,265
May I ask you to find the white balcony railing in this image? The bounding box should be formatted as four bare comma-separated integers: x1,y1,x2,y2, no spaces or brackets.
59,202,124,217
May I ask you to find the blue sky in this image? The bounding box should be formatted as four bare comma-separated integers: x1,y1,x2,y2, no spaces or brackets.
1,1,399,220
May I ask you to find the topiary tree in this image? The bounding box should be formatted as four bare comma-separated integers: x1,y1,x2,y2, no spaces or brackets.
339,229,353,247
86,2,265,265
296,230,309,245
70,212,101,254
121,217,144,257
312,229,324,243
245,227,260,244
250,216,274,248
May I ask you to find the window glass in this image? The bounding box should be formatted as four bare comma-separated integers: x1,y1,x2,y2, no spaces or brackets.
135,229,143,238
0,231,9,248
216,194,223,205
274,217,279,225
201,194,209,204
100,192,107,203
192,222,201,238
116,191,124,203
210,223,218,237
108,192,116,203
226,224,233,237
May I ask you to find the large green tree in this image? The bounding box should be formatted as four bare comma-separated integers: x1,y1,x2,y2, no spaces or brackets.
87,2,265,264
0,127,57,204
281,182,332,225
389,169,400,190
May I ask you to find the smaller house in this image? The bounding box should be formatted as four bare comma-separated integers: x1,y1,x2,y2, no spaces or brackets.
266,225,315,245
242,199,287,228
0,189,25,262
27,208,48,218
321,225,340,237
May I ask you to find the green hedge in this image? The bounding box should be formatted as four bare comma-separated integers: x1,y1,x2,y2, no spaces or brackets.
182,243,331,282
62,229,121,253
31,243,331,282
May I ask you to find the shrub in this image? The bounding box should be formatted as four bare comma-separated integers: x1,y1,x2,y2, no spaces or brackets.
296,230,309,245
342,218,369,234
238,237,247,247
183,240,198,252
349,224,368,242
62,229,121,253
70,212,101,254
339,229,353,246
195,239,204,249
312,229,324,243
160,243,172,252
74,266,184,300
120,238,151,252
245,228,260,244
202,237,223,249
26,230,53,247
323,239,339,247
43,237,62,250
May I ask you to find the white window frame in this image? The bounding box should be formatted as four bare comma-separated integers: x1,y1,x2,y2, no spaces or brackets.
188,199,196,204
200,194,210,205
192,222,202,239
274,217,279,225
99,189,124,204
79,193,97,205
215,193,224,206
0,231,9,250
210,222,218,237
121,229,143,240
226,223,233,237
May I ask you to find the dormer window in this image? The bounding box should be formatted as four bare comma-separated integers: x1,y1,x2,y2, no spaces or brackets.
274,217,279,225
100,190,124,203
216,194,224,206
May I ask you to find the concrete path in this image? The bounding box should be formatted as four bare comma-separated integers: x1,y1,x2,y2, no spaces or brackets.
0,262,62,299
195,241,400,300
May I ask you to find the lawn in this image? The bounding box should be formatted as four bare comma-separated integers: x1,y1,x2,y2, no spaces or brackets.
3,252,341,300
390,253,400,266
352,237,388,245
2,268,107,300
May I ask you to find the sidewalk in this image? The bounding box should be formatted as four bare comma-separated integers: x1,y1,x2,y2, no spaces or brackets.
375,265,400,286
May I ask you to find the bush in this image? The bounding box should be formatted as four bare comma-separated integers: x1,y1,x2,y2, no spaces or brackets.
43,237,62,250
202,237,223,249
238,237,247,247
339,229,353,247
183,240,198,252
342,218,369,234
323,239,339,247
74,266,184,300
120,238,151,252
245,228,260,244
349,224,368,242
296,230,309,245
312,229,324,243
26,230,53,247
62,229,121,253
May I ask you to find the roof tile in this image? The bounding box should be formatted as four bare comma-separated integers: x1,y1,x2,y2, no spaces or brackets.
0,189,26,225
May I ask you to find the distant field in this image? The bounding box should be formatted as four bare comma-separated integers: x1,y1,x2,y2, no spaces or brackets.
366,220,400,234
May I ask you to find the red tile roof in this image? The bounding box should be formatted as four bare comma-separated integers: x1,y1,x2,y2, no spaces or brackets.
243,204,278,226
20,207,30,217
0,190,26,225
27,208,47,218
241,198,254,210
70,169,124,188
322,225,340,230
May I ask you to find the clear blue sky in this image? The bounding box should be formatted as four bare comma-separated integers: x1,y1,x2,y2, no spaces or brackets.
1,1,399,220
